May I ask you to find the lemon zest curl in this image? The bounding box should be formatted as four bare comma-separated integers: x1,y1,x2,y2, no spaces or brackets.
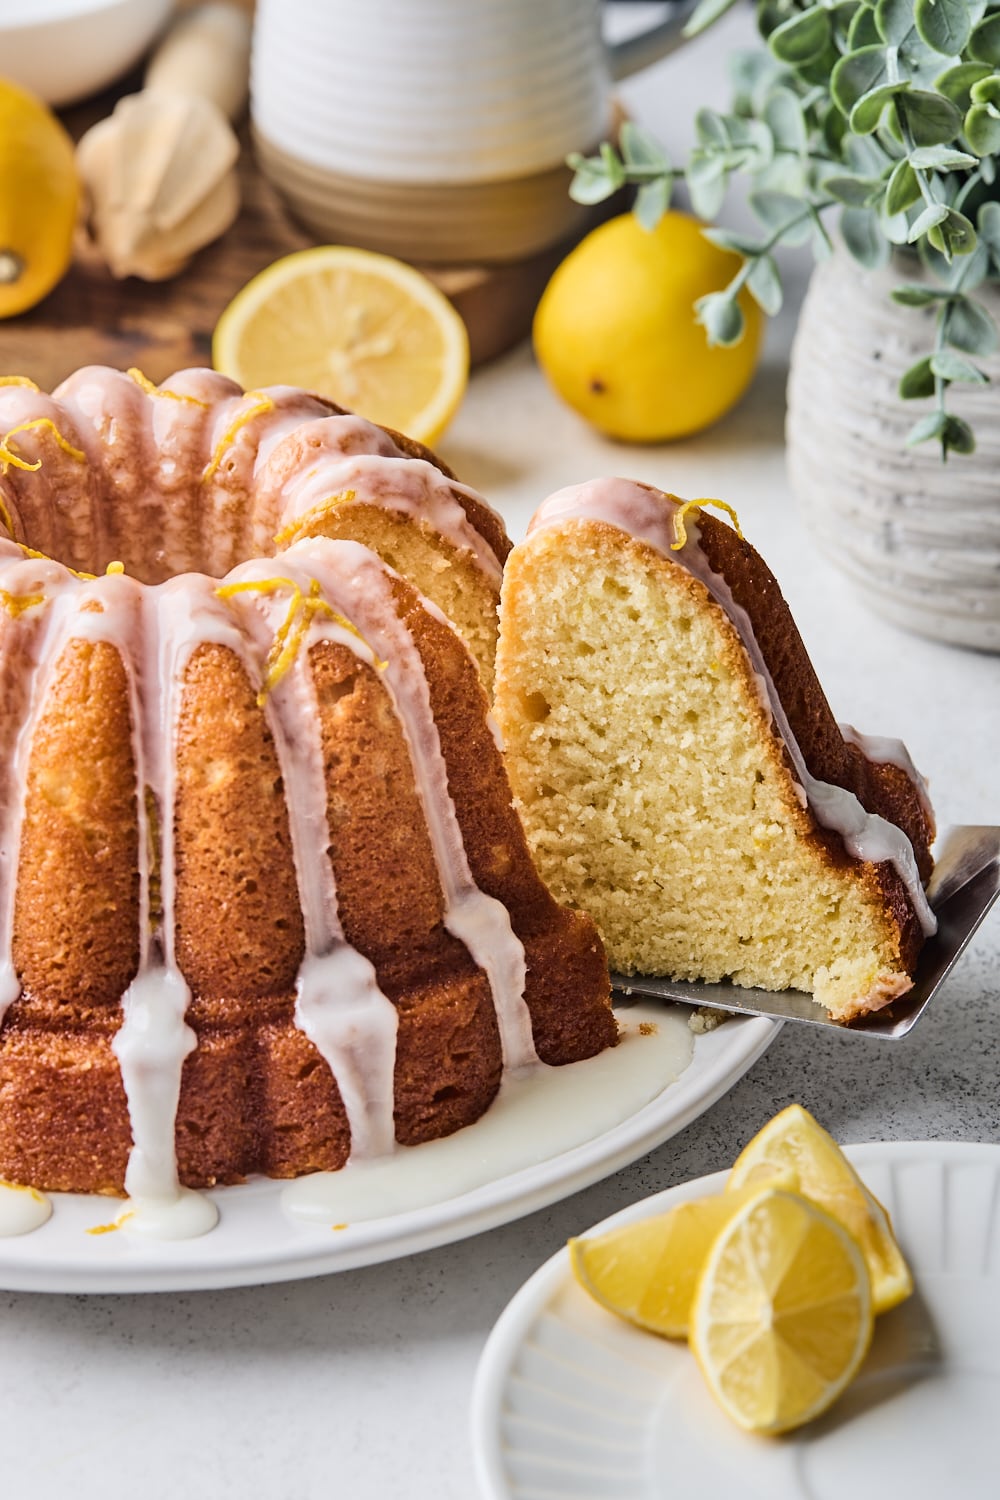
203,393,275,482
273,490,358,549
670,497,745,552
216,574,383,704
127,367,209,409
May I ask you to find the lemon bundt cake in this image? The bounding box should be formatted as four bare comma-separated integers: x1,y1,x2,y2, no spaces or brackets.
494,478,936,1023
0,369,615,1204
0,366,508,692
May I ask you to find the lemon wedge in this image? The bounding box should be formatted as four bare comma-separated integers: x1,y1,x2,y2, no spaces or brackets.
569,1176,797,1338
212,246,469,445
726,1104,913,1315
690,1187,874,1436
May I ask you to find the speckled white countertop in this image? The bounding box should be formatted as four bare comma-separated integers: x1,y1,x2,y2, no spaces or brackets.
3,10,999,1499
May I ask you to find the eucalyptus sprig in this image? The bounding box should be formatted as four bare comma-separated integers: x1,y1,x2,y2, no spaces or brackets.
569,0,1000,458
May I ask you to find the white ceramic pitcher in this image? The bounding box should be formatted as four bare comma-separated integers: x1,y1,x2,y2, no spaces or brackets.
252,0,692,263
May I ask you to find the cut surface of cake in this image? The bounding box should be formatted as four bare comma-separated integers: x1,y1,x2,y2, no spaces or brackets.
494,478,936,1023
0,368,615,1208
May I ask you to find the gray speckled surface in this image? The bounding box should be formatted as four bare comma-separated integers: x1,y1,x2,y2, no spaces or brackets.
2,11,999,1499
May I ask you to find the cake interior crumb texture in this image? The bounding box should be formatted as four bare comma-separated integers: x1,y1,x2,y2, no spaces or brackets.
495,524,917,1020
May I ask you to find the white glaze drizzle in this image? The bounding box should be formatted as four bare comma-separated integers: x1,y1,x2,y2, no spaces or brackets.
290,538,536,1071
0,368,520,1229
277,451,504,586
217,555,400,1161
529,478,937,937
0,1179,51,1237
839,722,935,828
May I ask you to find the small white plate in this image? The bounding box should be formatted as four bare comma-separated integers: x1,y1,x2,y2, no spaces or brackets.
0,1004,776,1294
472,1140,1000,1499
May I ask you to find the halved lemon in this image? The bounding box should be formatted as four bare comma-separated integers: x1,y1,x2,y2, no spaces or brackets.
212,246,469,445
726,1105,913,1315
690,1187,874,1435
569,1176,797,1339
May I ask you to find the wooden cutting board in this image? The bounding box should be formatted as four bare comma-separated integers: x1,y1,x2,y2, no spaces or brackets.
0,77,620,388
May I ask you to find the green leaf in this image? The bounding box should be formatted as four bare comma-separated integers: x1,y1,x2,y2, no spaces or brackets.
850,81,910,134
934,62,993,109
764,86,808,152
601,142,627,190
970,15,1000,66
749,190,814,241
634,176,672,231
914,0,971,56
567,154,618,206
769,7,831,64
726,116,775,170
747,254,784,315
832,46,888,117
875,0,918,47
880,202,913,244
941,415,976,455
849,6,882,49
906,409,974,457
824,174,885,207
682,0,743,39
977,200,1000,265
619,123,668,172
947,295,1000,354
885,158,922,214
687,152,728,219
841,205,892,266
905,410,949,447
899,355,936,399
970,76,1000,108
695,108,730,150
891,283,952,305
899,89,964,145
929,351,989,383
906,144,978,170
730,49,780,115
965,102,1000,156
907,202,951,241
811,214,836,260
928,207,977,257
702,226,765,255
695,292,745,346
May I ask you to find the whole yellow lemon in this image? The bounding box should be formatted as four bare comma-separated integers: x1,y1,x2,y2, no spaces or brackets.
0,79,78,319
533,210,764,442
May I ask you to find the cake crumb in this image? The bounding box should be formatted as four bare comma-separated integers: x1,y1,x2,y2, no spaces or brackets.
688,1008,727,1034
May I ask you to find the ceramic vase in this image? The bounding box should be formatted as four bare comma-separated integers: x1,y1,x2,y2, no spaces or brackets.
786,250,1000,652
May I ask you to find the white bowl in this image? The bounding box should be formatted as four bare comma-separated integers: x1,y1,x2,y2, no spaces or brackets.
0,0,173,107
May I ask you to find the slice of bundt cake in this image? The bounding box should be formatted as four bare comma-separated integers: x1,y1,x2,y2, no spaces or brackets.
0,366,505,691
494,478,936,1023
0,371,615,1212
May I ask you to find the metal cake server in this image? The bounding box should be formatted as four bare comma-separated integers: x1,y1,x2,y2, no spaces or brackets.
611,825,1000,1039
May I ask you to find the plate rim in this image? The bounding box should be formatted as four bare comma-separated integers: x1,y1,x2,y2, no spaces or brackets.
0,1011,779,1295
470,1138,1000,1500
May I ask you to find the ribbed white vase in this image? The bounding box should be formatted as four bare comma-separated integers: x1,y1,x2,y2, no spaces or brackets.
787,251,1000,652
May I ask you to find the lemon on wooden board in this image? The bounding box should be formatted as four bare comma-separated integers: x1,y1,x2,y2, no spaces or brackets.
0,78,78,318
690,1187,874,1436
212,245,469,446
532,210,764,442
727,1104,913,1315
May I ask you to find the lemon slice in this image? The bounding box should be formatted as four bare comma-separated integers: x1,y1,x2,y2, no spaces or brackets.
569,1176,797,1338
212,246,469,445
726,1104,913,1315
690,1187,874,1435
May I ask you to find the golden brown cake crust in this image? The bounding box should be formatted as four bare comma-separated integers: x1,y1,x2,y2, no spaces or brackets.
691,512,933,978
0,535,614,1195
